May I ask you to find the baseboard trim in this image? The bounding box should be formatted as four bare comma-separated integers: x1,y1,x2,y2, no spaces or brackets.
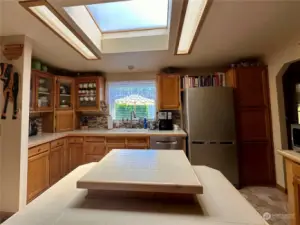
276,184,287,193
0,211,14,222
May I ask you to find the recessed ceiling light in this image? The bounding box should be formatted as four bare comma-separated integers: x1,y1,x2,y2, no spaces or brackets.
175,0,210,55
20,0,100,60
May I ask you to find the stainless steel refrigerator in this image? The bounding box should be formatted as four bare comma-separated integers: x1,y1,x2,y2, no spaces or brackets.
183,87,239,186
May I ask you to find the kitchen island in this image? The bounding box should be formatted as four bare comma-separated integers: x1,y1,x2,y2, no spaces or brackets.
277,149,300,225
3,150,267,225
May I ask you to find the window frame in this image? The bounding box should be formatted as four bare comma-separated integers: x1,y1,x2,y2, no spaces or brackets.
106,80,157,121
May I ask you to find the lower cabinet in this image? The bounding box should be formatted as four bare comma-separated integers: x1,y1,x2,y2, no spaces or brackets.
27,150,49,203
49,145,63,185
286,159,300,225
239,141,274,186
63,145,70,175
69,143,84,171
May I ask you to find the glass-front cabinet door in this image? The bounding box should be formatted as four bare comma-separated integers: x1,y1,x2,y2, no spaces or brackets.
56,77,74,110
30,73,35,112
76,77,99,110
35,72,54,111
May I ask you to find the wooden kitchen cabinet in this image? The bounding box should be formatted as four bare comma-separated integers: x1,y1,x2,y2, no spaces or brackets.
127,137,149,149
56,76,75,110
63,144,70,175
34,70,54,112
157,74,180,110
30,72,36,112
69,143,84,171
27,149,49,202
49,145,63,185
284,159,300,225
226,67,275,186
75,76,105,111
55,111,74,132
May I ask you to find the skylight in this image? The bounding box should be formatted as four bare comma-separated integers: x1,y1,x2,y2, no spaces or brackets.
85,0,169,33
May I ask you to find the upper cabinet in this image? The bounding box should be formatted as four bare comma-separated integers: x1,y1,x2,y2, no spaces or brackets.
75,76,105,111
157,74,180,110
30,73,36,112
33,70,54,112
56,76,75,110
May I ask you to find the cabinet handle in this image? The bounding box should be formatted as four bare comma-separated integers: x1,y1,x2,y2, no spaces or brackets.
38,148,41,152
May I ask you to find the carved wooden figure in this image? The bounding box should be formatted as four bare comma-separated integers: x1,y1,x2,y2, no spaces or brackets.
0,63,19,119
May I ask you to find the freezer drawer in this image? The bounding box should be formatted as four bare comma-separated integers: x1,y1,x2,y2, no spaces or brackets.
189,142,239,186
150,136,183,150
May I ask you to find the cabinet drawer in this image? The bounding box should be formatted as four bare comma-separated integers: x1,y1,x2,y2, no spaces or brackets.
106,137,125,144
293,162,300,176
85,143,106,155
50,138,65,149
85,136,105,143
85,154,103,163
127,137,148,145
29,143,50,157
68,137,84,143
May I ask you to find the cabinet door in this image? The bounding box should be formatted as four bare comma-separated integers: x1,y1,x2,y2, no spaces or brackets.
35,72,54,112
56,77,74,110
49,146,63,185
27,151,49,202
30,73,36,112
157,74,180,110
63,145,70,175
294,176,300,225
85,154,103,163
235,67,268,107
106,144,126,154
237,108,271,141
55,111,74,132
76,78,99,111
69,143,84,171
239,142,275,186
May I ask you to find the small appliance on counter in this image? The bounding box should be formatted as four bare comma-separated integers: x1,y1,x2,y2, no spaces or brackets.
29,118,38,136
158,111,173,130
291,124,300,151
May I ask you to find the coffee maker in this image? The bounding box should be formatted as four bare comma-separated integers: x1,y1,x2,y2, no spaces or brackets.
158,111,173,130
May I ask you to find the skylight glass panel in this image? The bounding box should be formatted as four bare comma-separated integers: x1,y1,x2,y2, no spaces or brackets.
86,0,169,33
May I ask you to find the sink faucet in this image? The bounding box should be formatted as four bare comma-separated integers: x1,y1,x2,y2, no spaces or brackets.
130,110,137,128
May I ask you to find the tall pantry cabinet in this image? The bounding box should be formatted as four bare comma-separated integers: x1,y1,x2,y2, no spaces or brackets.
226,67,275,186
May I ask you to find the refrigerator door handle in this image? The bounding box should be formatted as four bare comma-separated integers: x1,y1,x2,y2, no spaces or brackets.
192,140,235,145
219,141,235,145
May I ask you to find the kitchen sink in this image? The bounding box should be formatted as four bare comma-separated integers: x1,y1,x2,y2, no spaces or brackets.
111,128,148,133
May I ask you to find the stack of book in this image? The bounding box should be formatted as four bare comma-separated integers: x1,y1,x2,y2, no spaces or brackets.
181,73,226,89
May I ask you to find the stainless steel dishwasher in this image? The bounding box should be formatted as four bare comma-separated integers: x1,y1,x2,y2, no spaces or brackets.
150,136,183,150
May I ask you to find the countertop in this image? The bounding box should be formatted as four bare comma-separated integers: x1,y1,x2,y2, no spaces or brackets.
277,149,300,164
28,129,187,148
3,163,267,225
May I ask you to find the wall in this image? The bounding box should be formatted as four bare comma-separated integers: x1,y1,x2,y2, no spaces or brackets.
0,35,32,213
265,36,300,188
105,72,156,82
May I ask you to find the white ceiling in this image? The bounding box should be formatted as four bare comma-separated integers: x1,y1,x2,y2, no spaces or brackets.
1,0,300,73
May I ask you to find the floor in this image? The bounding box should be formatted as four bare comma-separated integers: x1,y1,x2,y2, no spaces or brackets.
240,187,290,225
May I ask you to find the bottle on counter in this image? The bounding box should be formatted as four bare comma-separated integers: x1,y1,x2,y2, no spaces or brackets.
143,117,147,129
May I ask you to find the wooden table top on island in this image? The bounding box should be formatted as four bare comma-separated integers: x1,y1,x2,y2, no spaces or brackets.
77,150,203,194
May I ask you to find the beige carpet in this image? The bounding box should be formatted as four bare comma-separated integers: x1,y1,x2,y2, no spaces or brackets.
240,187,290,225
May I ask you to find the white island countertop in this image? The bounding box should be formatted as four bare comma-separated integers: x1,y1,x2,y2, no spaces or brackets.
28,129,187,148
